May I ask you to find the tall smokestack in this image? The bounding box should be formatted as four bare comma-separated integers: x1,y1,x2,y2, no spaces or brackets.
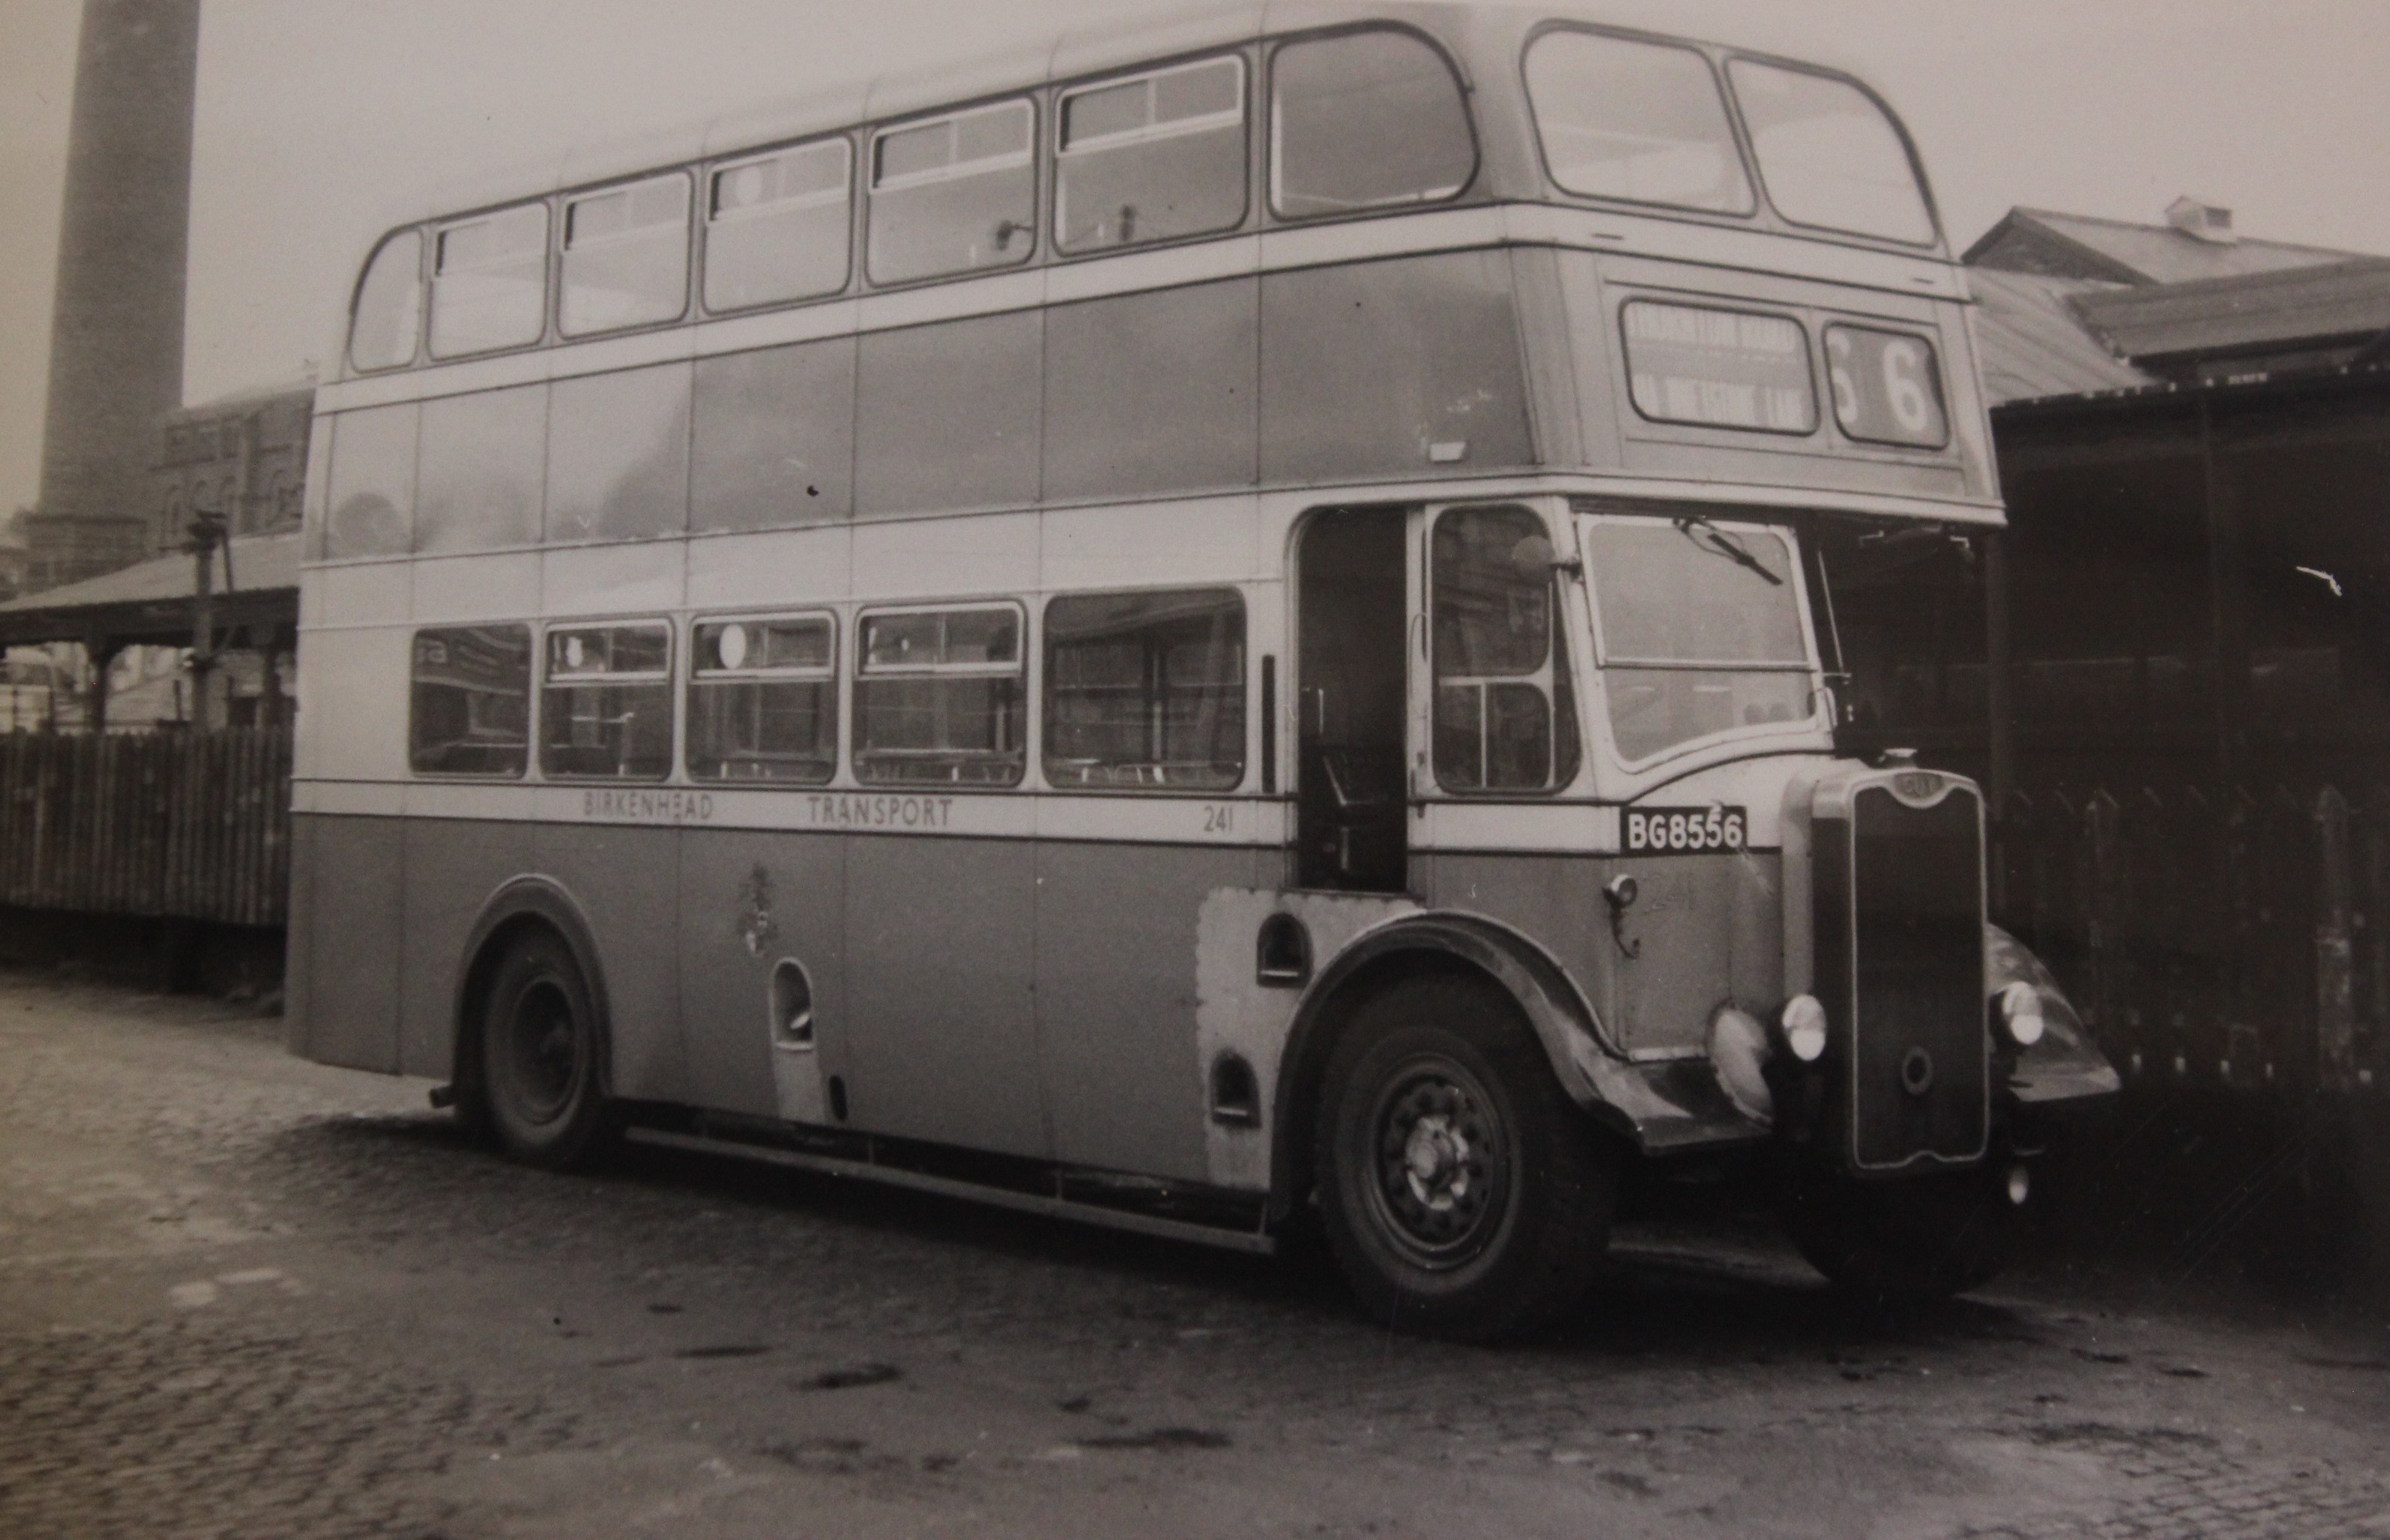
31,0,201,589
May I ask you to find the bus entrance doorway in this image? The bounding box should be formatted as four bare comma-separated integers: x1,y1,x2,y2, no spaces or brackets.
1295,509,1410,893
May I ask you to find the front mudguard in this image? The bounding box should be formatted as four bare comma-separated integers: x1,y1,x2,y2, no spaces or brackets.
1988,924,2122,1110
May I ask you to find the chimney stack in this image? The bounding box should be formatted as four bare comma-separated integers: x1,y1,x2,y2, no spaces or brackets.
30,0,202,591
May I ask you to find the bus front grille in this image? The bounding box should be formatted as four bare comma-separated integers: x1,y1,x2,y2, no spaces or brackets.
1816,780,1988,1172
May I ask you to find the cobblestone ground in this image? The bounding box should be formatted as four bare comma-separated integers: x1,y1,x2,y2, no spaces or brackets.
1,973,2385,1538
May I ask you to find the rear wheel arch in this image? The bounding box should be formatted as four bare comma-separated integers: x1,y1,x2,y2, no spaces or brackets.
452,879,615,1116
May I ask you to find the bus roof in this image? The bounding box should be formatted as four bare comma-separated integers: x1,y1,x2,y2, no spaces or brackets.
355,2,1870,240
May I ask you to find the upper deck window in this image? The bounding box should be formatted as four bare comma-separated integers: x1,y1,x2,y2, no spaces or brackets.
560,174,690,336
1524,32,1752,214
706,138,853,311
1585,515,1817,765
868,99,1037,285
1056,56,1246,252
431,202,548,358
349,230,422,373
1271,30,1473,219
1727,60,1935,246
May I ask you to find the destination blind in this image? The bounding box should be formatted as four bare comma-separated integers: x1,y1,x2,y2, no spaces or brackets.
1621,300,1817,435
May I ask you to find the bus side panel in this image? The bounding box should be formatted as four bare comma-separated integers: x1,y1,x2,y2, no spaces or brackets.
855,312,1042,520
282,810,317,1056
1552,251,1627,471
1419,850,1615,1038
678,827,849,1121
1042,279,1260,503
1424,850,1787,1057
294,813,405,1073
530,822,686,1104
842,833,1046,1158
1258,251,1536,484
397,815,536,1080
1033,841,1258,1182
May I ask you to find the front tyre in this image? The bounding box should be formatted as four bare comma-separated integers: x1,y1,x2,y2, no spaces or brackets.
1315,977,1615,1342
480,929,615,1170
1781,1167,2016,1305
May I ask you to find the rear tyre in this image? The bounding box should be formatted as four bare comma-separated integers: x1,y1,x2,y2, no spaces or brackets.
479,929,615,1170
1780,1167,2016,1304
1315,977,1615,1342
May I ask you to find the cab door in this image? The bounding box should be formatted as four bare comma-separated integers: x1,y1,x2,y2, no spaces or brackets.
1294,506,1415,892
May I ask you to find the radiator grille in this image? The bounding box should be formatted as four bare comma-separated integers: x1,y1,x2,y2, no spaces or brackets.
1826,782,1987,1171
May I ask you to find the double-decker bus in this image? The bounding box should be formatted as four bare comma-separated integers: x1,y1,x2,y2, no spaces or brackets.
291,2,2117,1339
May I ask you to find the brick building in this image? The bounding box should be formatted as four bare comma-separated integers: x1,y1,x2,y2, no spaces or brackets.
153,386,315,551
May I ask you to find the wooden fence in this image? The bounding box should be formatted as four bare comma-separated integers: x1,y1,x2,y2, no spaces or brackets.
1995,784,2390,1098
0,729,292,927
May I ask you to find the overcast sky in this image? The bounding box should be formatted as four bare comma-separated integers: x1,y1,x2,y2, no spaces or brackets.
4,0,2387,519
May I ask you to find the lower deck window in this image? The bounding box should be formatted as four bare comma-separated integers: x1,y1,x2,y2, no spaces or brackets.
540,623,672,780
686,615,836,784
410,625,530,776
1044,588,1244,790
853,606,1025,786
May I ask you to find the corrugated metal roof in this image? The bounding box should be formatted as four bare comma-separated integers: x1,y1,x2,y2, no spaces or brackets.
1967,207,2357,286
1966,267,2155,406
0,530,301,619
2074,258,2390,363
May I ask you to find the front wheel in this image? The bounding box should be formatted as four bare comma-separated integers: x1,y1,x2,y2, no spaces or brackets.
1315,977,1616,1342
1780,1167,2017,1304
479,929,615,1170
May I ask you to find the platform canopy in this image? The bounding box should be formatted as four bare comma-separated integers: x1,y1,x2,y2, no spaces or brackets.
0,530,298,649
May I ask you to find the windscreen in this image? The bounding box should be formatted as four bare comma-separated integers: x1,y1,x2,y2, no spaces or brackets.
1727,60,1935,245
1525,32,1751,213
1585,515,1818,763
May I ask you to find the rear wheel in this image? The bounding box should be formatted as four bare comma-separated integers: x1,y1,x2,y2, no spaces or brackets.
479,929,614,1170
1315,977,1615,1341
1780,1167,2016,1304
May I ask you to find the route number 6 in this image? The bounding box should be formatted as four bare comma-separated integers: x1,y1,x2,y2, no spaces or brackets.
1880,337,1932,435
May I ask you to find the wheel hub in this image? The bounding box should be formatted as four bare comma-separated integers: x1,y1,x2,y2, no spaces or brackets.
1402,1115,1473,1209
1367,1064,1509,1267
506,980,580,1121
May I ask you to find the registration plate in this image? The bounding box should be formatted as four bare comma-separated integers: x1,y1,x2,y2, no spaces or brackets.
1624,805,1748,853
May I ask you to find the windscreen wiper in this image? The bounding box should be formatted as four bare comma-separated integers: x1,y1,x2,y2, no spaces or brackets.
1674,515,1784,587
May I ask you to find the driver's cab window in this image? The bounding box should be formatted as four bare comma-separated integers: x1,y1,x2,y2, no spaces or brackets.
1582,512,1820,765
1431,505,1581,792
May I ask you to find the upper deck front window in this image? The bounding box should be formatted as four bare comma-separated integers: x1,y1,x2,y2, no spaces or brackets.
1584,514,1818,765
1524,32,1752,215
1727,60,1935,246
1271,30,1474,219
349,230,422,373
